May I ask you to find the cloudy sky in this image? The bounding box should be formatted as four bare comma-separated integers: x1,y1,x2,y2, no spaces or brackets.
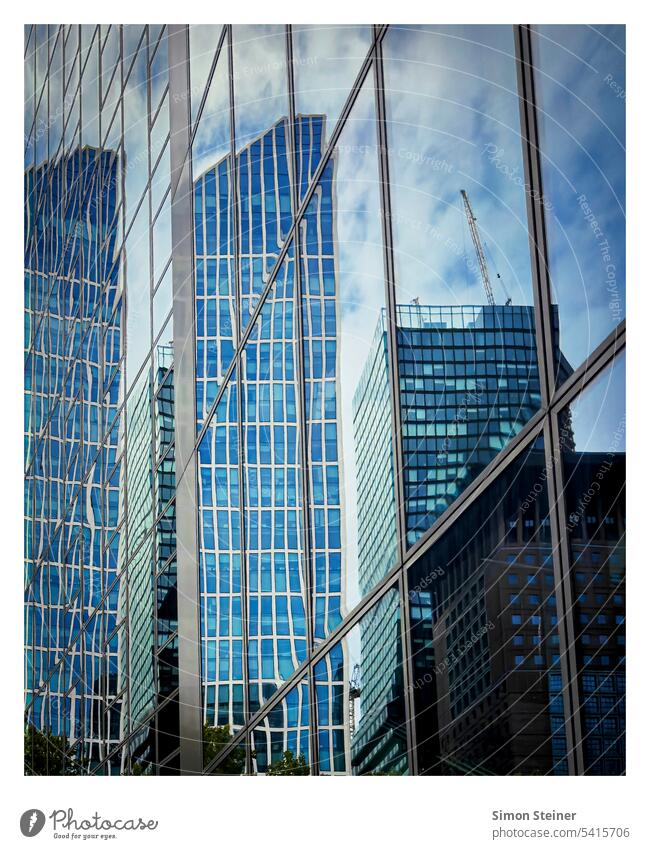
534,24,625,373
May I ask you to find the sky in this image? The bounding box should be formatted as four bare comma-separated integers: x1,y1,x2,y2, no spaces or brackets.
383,25,534,311
569,352,626,454
535,25,625,372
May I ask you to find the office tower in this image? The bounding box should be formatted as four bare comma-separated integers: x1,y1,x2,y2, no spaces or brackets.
352,302,551,774
355,303,544,552
195,115,346,771
25,145,123,772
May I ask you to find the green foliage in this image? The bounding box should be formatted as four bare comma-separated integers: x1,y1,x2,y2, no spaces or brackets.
266,750,310,776
130,761,152,776
364,769,403,776
203,724,246,774
24,724,85,776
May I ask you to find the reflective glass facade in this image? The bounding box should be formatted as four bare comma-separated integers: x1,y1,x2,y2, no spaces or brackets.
25,24,625,776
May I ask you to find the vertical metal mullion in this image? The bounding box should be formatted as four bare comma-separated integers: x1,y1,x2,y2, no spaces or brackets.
98,29,110,771
371,28,407,561
514,24,584,775
145,25,159,774
117,24,132,771
547,412,585,774
514,24,555,409
372,26,417,776
286,24,319,775
167,23,203,776
227,24,252,773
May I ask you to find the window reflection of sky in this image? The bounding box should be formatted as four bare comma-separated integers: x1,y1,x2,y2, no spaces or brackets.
384,26,533,312
293,25,372,151
189,25,224,127
569,353,625,455
325,79,395,610
233,25,288,149
192,42,230,181
535,25,625,372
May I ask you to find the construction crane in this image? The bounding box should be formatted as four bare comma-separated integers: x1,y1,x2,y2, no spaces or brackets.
348,664,361,736
460,189,511,307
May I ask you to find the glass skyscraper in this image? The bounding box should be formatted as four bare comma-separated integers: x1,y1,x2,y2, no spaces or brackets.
24,24,625,776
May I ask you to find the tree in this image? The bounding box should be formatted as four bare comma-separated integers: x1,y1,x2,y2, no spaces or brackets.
24,724,85,776
129,761,154,776
364,769,403,776
266,750,309,776
203,724,245,774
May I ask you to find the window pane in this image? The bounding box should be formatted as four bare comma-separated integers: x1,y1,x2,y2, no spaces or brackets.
189,25,225,129
197,370,243,736
384,26,543,545
203,725,246,775
232,25,288,149
300,77,398,626
192,44,236,425
80,26,99,148
407,438,569,775
292,24,372,192
534,26,625,382
560,353,625,775
192,37,230,179
241,248,308,712
251,680,310,774
124,198,151,386
123,38,149,228
315,587,408,775
236,112,292,332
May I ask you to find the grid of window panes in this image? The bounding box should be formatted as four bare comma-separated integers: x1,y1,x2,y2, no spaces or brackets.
25,24,625,777
24,25,178,776
395,304,541,545
194,110,345,760
353,312,398,595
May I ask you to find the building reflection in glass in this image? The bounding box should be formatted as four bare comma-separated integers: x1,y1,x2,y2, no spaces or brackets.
125,343,179,774
24,146,123,772
407,440,568,775
24,24,625,778
356,304,549,550
315,589,408,775
560,354,625,775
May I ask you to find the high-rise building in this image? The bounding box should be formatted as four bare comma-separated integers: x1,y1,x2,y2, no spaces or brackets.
193,115,346,771
352,302,562,775
355,304,544,555
25,145,124,773
24,24,625,776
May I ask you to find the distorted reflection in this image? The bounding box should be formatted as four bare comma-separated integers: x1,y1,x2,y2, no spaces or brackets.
24,24,626,778
240,248,309,711
251,680,310,774
197,370,245,736
315,588,408,775
301,78,398,626
292,25,372,172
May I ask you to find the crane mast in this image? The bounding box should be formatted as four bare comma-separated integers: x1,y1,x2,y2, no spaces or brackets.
460,189,496,306
348,664,361,736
